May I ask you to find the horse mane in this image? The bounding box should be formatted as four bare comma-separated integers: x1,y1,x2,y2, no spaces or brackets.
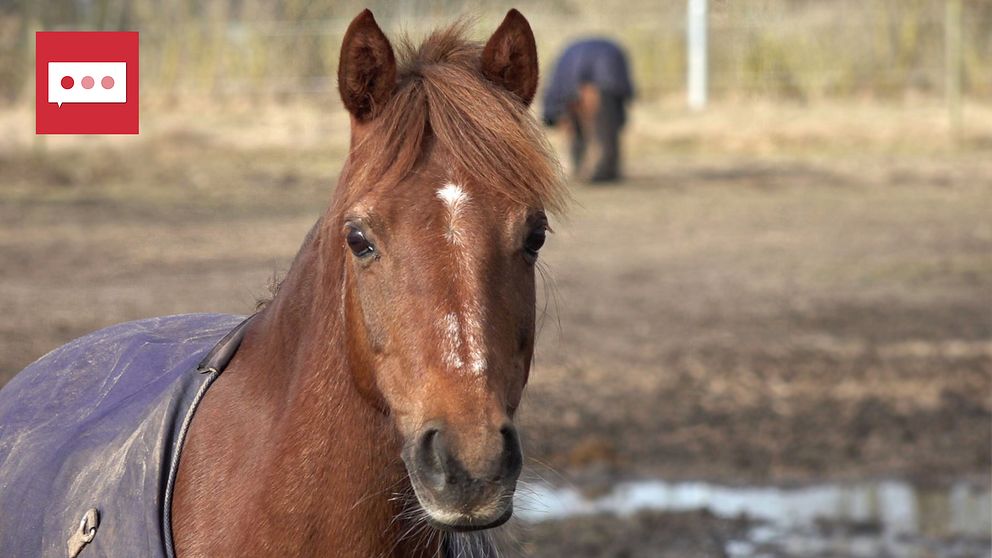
341,21,567,214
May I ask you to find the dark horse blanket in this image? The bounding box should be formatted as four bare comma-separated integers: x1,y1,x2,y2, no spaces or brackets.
541,38,634,126
0,313,248,558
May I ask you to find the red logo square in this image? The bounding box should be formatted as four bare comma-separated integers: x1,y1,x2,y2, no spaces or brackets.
36,32,139,135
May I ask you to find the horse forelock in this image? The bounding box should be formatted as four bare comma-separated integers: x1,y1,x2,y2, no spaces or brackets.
338,22,567,215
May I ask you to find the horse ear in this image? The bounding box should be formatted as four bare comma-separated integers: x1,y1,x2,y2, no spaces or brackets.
338,9,396,121
481,9,539,106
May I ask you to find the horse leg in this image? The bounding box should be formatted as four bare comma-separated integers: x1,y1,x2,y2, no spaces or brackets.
590,90,623,182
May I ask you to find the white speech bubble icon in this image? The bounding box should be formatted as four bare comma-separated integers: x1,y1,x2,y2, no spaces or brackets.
48,62,126,107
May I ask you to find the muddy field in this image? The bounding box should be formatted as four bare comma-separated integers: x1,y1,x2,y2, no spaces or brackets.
1,102,990,556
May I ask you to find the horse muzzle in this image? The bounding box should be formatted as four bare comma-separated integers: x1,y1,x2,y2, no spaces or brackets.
403,420,523,531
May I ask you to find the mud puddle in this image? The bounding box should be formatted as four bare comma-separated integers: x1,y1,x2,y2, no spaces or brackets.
518,479,991,557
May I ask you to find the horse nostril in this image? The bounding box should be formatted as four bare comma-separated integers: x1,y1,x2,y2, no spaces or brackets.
416,425,449,486
498,423,523,482
500,424,519,452
419,427,439,454
500,424,515,439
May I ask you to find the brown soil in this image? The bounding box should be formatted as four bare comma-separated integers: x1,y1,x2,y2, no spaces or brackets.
522,510,750,557
1,103,989,556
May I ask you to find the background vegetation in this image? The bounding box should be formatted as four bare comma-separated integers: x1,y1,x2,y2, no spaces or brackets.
1,0,990,105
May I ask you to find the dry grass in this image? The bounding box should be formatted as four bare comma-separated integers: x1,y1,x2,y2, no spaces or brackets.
625,97,992,159
2,0,991,103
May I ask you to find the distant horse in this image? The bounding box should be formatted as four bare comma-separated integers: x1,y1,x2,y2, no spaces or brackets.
542,39,634,182
0,9,564,557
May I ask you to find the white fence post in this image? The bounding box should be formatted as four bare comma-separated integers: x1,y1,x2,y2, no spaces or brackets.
687,0,708,110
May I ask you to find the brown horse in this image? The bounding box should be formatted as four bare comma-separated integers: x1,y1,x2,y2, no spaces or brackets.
171,9,564,557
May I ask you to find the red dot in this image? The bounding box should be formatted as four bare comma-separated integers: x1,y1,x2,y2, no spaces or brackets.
81,76,95,89
60,76,74,89
101,76,115,89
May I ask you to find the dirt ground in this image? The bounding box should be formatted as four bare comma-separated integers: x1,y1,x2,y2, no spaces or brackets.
1,101,990,555
523,510,750,557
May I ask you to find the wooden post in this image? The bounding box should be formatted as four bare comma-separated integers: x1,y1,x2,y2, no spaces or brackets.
945,0,963,141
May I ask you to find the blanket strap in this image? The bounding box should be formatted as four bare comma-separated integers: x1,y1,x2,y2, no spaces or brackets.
66,508,99,558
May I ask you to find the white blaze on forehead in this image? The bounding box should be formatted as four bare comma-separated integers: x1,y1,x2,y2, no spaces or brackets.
436,182,469,244
435,181,487,376
437,182,469,213
440,312,464,370
439,307,487,376
464,309,487,375
438,299,487,377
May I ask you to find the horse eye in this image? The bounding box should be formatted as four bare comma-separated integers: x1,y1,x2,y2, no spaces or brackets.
346,227,375,258
524,227,547,258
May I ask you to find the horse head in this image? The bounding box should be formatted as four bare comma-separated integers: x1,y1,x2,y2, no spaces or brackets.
332,9,563,531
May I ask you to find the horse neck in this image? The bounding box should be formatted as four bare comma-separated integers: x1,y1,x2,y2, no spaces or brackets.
251,222,343,394
231,220,434,556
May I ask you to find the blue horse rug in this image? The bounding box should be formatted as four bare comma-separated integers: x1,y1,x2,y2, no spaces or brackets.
0,313,250,558
541,38,634,126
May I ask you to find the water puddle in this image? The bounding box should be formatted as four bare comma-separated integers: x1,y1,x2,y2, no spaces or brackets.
517,479,991,557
